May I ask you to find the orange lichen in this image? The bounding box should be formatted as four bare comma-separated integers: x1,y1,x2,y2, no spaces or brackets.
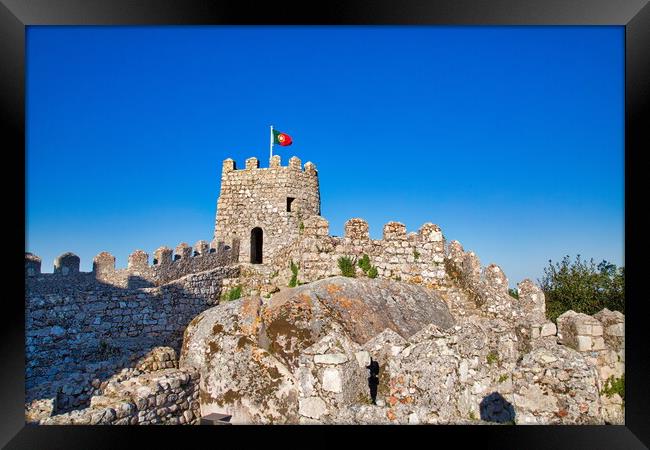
326,284,342,295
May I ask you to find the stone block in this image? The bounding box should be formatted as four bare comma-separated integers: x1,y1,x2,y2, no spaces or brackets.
298,397,328,419
540,322,557,337
314,353,348,365
354,351,371,368
321,368,343,393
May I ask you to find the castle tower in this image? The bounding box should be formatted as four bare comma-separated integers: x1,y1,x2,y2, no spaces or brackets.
214,154,320,264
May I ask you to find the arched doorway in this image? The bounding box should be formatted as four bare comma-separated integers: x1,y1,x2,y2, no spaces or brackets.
250,227,263,264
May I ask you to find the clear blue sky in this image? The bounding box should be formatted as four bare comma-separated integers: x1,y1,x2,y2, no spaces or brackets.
26,26,624,286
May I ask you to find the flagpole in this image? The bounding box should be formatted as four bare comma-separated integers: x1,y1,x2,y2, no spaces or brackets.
269,125,274,161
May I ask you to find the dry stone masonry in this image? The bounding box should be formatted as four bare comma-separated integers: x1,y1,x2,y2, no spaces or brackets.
25,154,624,425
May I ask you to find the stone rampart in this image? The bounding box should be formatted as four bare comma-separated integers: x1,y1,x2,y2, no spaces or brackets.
25,242,236,288
26,263,239,412
271,216,448,289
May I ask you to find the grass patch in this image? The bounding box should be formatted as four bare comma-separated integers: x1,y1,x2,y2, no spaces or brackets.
222,285,242,302
486,351,499,365
498,374,508,383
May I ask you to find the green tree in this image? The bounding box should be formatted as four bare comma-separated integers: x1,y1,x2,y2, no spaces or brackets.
539,255,624,322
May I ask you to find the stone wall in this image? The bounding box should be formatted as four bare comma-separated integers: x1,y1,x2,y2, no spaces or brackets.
26,263,239,412
270,216,448,290
556,308,625,424
296,333,369,424
38,364,201,425
26,242,236,289
214,155,320,265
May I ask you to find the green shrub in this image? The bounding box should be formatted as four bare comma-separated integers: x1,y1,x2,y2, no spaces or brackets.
486,351,499,365
222,286,242,301
338,256,357,278
367,266,378,279
498,374,508,383
413,249,420,260
540,255,624,322
289,260,299,287
358,254,372,273
299,221,304,233
601,374,625,404
508,288,519,299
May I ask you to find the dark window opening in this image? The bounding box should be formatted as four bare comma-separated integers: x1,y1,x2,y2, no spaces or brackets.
209,248,216,254
193,251,199,257
287,197,295,212
250,227,263,264
153,258,158,265
174,254,181,261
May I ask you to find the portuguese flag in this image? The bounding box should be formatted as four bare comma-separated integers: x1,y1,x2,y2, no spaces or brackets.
272,129,293,146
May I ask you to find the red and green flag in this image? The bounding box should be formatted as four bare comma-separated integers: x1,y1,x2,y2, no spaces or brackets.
272,129,292,146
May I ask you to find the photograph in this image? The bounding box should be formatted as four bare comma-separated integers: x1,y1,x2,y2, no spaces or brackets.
22,24,627,427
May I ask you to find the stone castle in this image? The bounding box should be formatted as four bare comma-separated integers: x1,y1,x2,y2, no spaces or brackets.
25,154,625,425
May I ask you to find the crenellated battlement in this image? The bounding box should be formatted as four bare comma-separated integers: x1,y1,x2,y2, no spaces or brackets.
271,215,449,289
25,237,238,288
221,155,318,175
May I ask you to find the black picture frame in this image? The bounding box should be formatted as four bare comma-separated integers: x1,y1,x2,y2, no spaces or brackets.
2,1,648,448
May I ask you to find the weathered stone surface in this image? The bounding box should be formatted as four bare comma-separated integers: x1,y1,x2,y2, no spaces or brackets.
40,367,200,425
593,308,625,351
322,368,343,393
179,300,299,424
557,310,606,352
263,277,455,358
298,397,328,419
314,354,348,365
512,343,603,424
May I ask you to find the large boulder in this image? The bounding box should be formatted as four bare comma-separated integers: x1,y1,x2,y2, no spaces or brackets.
260,276,455,368
179,276,456,423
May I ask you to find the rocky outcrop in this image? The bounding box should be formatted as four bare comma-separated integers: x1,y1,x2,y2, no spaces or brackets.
178,274,624,425
179,276,456,423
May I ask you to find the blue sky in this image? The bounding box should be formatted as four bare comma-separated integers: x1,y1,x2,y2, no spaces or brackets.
26,26,624,286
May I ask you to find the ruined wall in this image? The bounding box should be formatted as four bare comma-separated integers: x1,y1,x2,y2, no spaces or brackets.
26,252,239,412
39,367,201,425
214,155,320,265
270,216,448,290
